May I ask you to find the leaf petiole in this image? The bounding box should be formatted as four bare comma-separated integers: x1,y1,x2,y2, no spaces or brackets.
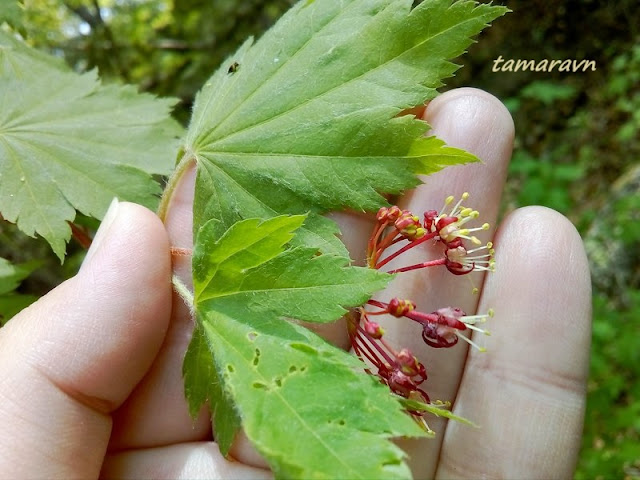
157,151,196,222
172,274,194,314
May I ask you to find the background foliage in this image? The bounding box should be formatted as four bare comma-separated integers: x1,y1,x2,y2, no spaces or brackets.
1,0,639,478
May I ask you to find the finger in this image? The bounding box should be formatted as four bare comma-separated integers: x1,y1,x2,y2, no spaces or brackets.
0,200,172,479
101,442,272,480
109,164,212,449
436,207,591,479
382,88,514,476
109,164,269,469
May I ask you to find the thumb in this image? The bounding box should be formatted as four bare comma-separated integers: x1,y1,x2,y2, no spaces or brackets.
0,200,172,479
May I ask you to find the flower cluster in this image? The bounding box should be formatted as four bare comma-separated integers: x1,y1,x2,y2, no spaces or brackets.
368,192,495,275
350,193,495,430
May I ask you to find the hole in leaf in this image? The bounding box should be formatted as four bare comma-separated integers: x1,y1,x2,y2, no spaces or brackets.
300,366,307,372
252,382,268,390
288,365,298,373
274,377,282,387
227,364,235,373
247,332,258,341
327,418,346,426
252,348,261,366
290,343,317,355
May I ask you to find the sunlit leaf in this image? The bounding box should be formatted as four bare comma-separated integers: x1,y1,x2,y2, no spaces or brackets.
186,0,506,254
0,31,183,259
187,215,422,479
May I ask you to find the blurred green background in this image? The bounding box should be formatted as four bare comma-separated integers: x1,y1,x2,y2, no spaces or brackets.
1,1,639,478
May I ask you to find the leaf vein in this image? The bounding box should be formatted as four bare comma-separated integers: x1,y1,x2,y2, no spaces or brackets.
207,316,363,479
200,3,477,151
196,2,353,147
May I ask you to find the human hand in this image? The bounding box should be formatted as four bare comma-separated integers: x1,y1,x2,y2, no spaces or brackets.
0,201,270,479
0,88,591,479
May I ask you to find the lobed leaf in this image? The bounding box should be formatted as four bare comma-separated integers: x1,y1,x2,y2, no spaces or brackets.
193,216,390,322
0,31,183,259
187,216,423,479
187,0,507,254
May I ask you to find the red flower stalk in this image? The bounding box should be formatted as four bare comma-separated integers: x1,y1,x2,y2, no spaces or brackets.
367,299,493,351
349,193,496,430
348,308,430,406
369,193,495,276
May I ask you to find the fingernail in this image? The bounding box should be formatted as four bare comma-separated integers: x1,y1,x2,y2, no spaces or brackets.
81,198,120,270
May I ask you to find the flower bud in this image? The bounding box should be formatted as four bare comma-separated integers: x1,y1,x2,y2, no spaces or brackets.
395,211,424,240
364,320,384,339
387,298,416,317
396,348,427,381
376,205,402,223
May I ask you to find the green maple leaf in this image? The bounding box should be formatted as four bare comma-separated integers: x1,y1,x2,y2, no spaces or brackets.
184,215,424,479
180,0,507,255
0,31,183,260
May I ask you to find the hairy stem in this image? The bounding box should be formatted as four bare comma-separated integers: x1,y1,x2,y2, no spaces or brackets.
157,150,196,223
172,274,194,313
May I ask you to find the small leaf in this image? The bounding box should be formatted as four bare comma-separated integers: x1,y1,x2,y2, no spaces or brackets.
400,398,478,428
185,216,424,479
0,31,183,260
0,257,40,295
193,216,390,322
0,257,40,325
